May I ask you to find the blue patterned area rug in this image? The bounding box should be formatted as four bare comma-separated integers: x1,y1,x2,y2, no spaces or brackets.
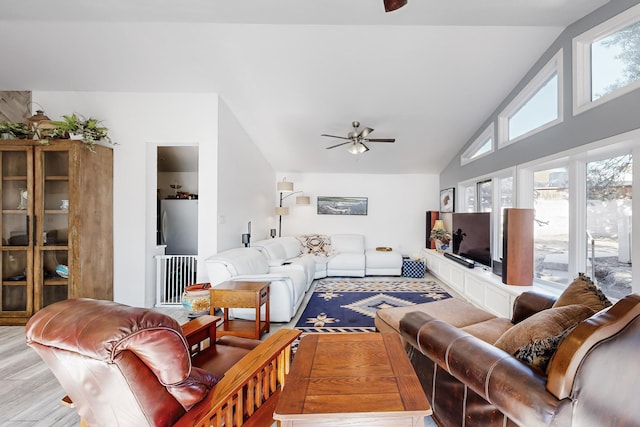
294,277,451,333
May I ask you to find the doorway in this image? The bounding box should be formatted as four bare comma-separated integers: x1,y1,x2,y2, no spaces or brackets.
155,145,199,305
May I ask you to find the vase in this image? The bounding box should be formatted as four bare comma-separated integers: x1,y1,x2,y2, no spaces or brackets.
435,239,450,253
181,283,211,316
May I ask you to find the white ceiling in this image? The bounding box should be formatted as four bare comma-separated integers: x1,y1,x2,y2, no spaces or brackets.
1,0,609,174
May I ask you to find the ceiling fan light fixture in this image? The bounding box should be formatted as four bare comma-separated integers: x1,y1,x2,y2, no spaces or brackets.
348,142,367,155
384,0,407,12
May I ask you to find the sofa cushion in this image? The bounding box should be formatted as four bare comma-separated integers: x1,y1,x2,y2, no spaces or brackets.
206,248,269,277
553,273,612,313
279,236,304,259
296,234,335,257
375,298,496,335
261,242,287,260
461,317,514,344
494,304,595,370
330,234,364,253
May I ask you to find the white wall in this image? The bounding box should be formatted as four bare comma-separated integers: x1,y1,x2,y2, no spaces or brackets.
217,100,276,251
33,91,219,307
275,172,440,257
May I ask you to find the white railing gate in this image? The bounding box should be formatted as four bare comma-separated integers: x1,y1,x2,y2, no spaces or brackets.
155,255,198,306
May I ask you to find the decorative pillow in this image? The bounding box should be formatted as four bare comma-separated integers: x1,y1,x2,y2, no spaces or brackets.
553,272,612,312
512,325,576,373
296,234,335,257
494,304,595,367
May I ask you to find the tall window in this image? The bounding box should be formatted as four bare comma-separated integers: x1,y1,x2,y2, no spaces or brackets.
533,167,570,285
574,4,640,113
478,180,492,212
463,185,475,212
499,51,563,147
586,154,633,299
496,176,513,261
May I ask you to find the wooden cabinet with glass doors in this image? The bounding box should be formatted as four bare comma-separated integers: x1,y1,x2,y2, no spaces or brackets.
0,139,112,325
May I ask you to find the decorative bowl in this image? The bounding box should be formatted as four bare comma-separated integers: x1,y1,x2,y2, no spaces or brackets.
55,264,69,278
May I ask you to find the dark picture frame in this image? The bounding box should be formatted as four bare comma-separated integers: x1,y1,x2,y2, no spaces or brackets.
440,188,455,213
317,196,368,215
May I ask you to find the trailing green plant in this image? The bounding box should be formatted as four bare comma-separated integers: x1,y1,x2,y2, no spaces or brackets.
0,121,33,139
48,113,113,152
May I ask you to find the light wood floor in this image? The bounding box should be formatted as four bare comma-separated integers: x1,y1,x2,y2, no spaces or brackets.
0,277,439,426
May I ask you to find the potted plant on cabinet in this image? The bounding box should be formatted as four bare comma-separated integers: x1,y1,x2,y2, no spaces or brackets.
0,121,33,139
49,113,113,151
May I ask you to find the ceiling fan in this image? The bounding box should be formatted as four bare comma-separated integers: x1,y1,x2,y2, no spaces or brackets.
321,121,396,155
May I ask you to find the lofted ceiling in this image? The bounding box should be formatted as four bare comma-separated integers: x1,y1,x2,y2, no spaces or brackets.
1,0,609,174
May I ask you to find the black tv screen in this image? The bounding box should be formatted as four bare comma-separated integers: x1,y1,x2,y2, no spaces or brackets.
451,212,491,267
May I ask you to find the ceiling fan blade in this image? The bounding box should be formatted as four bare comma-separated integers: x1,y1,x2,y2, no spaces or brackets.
321,134,350,140
358,127,374,138
361,142,370,152
364,138,395,143
326,141,352,149
384,0,407,12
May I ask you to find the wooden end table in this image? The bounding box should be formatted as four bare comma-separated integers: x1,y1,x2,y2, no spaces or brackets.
274,332,431,426
210,281,270,340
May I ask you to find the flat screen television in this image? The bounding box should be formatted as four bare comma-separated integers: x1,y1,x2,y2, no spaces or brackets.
451,212,492,267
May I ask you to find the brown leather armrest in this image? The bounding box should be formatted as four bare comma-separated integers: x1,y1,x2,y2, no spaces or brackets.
400,311,559,427
511,291,557,324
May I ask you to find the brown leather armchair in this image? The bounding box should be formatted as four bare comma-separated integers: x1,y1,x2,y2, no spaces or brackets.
25,298,300,427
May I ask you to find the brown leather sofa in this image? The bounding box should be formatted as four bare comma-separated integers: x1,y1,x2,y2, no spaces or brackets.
392,291,640,427
25,298,300,427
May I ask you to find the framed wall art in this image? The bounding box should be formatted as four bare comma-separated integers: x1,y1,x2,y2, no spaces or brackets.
440,188,455,213
317,196,368,215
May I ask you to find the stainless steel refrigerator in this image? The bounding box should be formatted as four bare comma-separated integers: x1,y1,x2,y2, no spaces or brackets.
160,199,198,255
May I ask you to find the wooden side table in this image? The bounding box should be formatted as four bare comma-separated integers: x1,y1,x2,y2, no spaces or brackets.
210,281,270,340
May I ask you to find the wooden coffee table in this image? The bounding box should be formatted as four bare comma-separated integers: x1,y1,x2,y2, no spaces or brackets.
273,332,431,426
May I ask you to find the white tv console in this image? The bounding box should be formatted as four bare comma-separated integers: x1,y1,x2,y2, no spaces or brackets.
422,249,534,318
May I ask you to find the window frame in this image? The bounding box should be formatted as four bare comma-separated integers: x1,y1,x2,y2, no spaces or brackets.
517,131,639,296
498,50,564,148
461,124,494,166
458,167,515,263
573,3,640,115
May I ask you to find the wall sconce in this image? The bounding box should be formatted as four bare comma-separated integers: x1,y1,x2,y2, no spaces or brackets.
241,221,251,247
276,178,310,237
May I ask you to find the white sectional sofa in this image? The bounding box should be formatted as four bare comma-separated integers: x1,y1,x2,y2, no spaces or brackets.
325,234,366,277
205,234,403,322
205,247,308,323
252,236,322,283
